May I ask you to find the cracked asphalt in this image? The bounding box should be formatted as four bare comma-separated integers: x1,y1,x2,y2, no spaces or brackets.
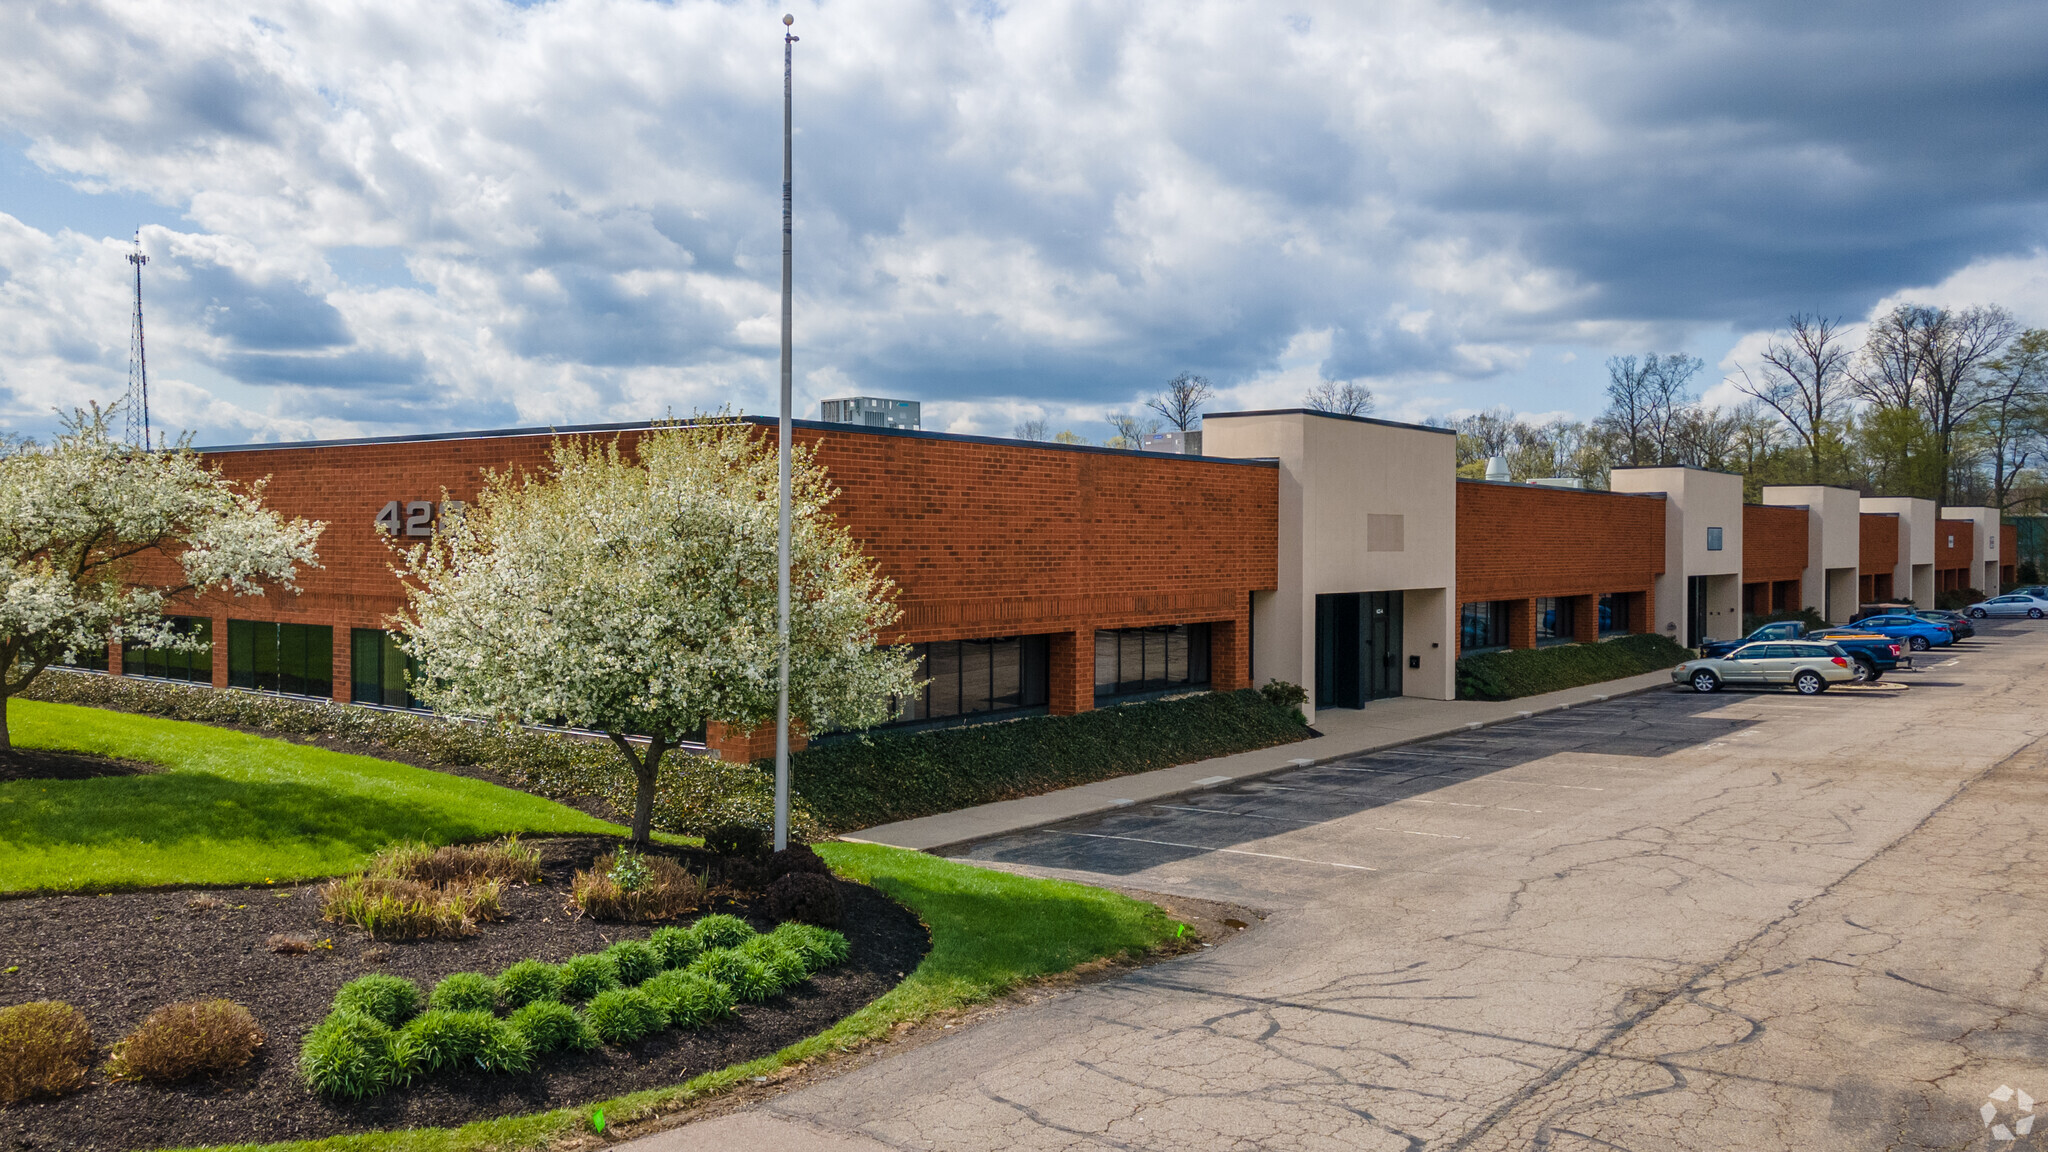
636,621,2048,1151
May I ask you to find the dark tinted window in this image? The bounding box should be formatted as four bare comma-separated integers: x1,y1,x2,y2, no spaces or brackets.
894,635,1051,724
228,620,333,698
1094,624,1212,700
121,617,213,683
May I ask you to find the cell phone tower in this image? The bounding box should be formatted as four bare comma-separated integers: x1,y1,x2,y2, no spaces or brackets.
125,233,151,449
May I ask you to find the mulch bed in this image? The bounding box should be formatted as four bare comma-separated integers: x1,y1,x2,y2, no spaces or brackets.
0,836,929,1152
0,749,158,784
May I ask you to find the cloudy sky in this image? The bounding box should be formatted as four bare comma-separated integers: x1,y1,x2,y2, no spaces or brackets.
2,0,2046,447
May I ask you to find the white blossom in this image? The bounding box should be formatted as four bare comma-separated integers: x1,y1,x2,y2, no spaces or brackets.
0,405,325,748
391,417,919,845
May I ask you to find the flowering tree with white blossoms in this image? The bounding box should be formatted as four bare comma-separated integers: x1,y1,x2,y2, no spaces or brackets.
391,419,919,848
0,405,325,750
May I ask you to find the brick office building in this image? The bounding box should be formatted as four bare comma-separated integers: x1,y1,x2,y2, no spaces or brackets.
1742,503,1807,617
1452,481,1664,654
116,419,1277,760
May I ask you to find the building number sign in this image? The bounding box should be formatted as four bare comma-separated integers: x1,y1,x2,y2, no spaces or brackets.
375,500,463,537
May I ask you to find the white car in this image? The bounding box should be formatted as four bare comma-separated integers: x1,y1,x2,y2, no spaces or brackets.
1964,594,2048,619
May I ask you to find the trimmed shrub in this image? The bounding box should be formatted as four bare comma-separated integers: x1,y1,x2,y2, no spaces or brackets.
767,843,830,881
704,823,772,858
505,1001,597,1054
648,925,704,971
104,1000,265,1083
370,837,542,886
583,989,665,1045
299,1011,415,1100
736,936,809,993
687,948,775,1004
331,974,421,1028
428,972,498,1014
0,1001,93,1104
570,853,703,922
767,871,843,927
785,689,1312,831
401,1010,532,1074
1258,678,1309,724
690,913,756,950
558,953,620,1001
604,940,660,987
1938,586,1987,611
640,969,737,1029
770,921,851,970
494,960,565,1009
1455,634,1691,701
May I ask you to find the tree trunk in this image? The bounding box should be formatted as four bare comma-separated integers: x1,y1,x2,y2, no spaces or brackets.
609,733,670,851
0,693,11,752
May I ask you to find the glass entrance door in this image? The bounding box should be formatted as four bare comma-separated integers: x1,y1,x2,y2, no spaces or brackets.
1315,591,1405,709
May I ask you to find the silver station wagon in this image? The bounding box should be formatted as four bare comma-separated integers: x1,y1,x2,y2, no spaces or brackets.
1670,640,1856,695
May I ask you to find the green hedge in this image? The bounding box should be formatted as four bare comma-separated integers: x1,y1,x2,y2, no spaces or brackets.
786,689,1314,831
1455,633,1691,701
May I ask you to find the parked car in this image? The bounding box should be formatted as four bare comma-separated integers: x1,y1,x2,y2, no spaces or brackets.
1700,621,1904,679
1671,641,1856,694
1964,593,2048,619
1914,608,1975,639
1841,612,1955,651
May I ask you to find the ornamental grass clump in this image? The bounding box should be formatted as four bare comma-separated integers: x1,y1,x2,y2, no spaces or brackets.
299,1011,416,1100
558,953,620,1001
687,948,776,1004
494,960,564,1009
648,924,703,970
505,1001,597,1054
603,939,660,987
103,1000,264,1083
370,837,542,886
771,921,852,969
319,873,503,940
331,974,421,1028
427,972,498,1014
737,936,809,995
639,969,737,1028
400,1010,532,1075
689,912,756,950
582,988,665,1045
569,851,703,922
0,1001,93,1104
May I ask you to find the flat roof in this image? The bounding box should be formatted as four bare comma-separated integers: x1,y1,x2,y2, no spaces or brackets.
1457,478,1663,500
1204,408,1456,436
194,416,1280,468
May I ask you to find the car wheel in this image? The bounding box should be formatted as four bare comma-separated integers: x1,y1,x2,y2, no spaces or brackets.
1969,608,1989,618
1909,635,1930,651
2031,608,2043,620
1794,670,1826,695
1690,670,1720,693
1852,658,1877,683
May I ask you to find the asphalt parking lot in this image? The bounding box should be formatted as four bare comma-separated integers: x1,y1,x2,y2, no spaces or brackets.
643,618,2048,1152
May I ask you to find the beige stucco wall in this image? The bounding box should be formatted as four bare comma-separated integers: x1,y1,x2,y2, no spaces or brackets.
1863,496,1936,606
1205,411,1459,717
1764,486,1863,621
1610,467,1744,643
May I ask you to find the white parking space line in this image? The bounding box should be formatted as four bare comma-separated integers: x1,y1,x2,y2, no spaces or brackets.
1400,798,1544,814
1147,804,1472,840
1315,765,1605,790
1055,831,1379,871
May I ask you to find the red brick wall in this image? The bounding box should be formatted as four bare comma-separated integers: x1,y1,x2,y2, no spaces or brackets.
1454,482,1665,602
131,422,1278,747
1859,513,1899,574
1743,504,1808,583
1937,519,1974,571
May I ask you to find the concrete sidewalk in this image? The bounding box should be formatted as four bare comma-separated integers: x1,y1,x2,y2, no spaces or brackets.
841,668,1679,852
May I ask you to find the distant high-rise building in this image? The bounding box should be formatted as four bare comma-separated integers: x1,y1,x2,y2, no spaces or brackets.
820,396,919,430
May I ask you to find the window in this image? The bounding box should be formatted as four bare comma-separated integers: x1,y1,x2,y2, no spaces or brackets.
1536,597,1574,645
893,635,1050,724
1598,593,1629,636
121,617,212,683
1707,527,1724,551
228,620,333,697
1094,624,1212,700
351,628,419,709
1459,601,1509,652
60,639,110,673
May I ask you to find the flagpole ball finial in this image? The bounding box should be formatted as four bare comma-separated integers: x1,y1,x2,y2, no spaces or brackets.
783,13,794,24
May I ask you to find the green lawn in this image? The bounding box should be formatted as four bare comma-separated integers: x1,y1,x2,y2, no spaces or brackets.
0,699,621,893
181,841,1179,1152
